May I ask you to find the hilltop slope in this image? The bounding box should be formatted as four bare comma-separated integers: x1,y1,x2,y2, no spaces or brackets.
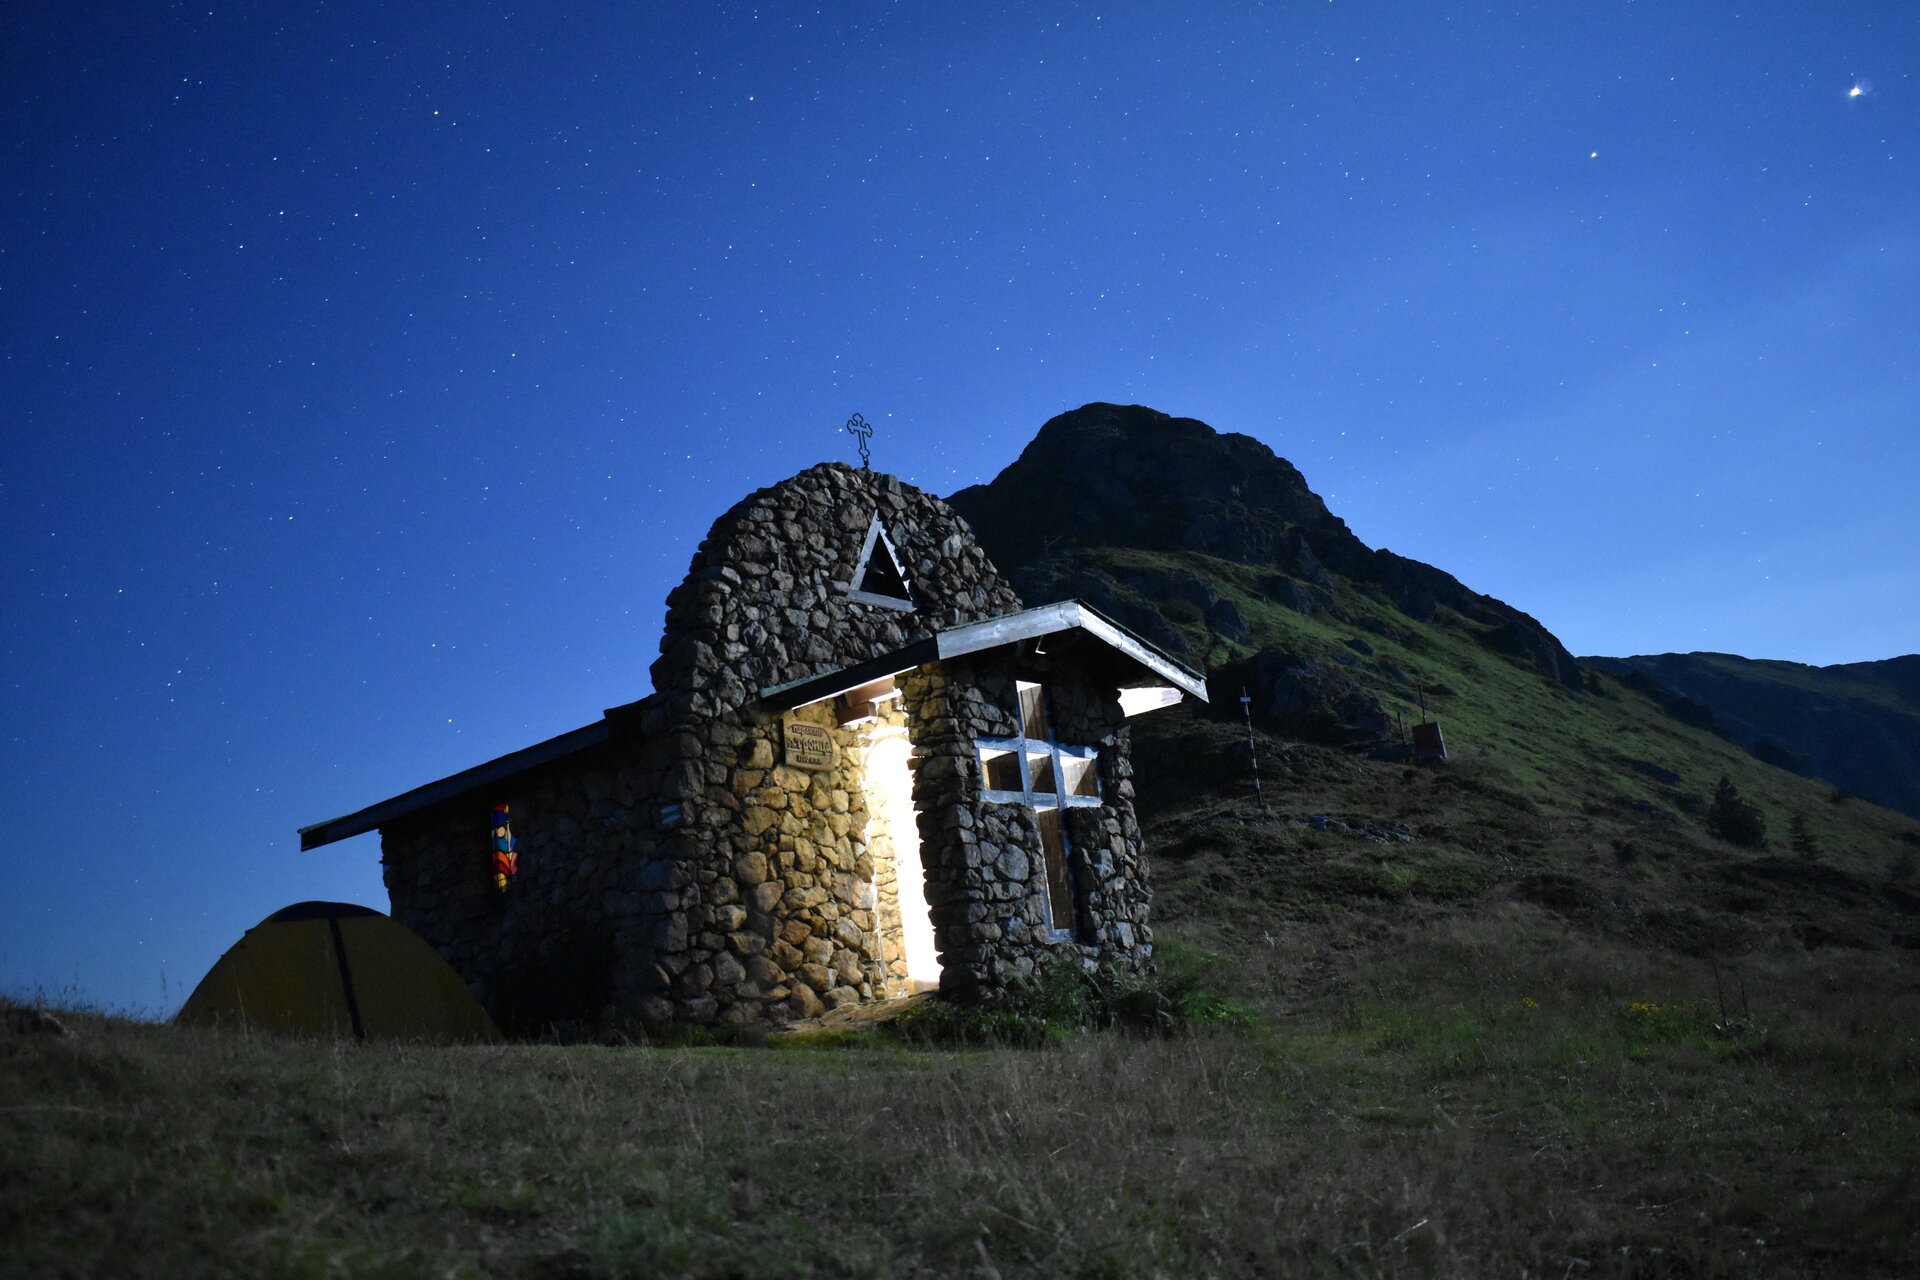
4,407,1917,1280
949,402,1582,691
948,403,1920,974
1584,651,1920,819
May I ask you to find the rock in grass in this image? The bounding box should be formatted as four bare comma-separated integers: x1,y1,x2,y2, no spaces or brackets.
5,1007,72,1037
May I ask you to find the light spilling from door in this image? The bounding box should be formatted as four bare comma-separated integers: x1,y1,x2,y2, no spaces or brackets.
866,729,939,990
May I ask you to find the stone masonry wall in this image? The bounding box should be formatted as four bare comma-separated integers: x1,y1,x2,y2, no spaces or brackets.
643,698,895,1027
625,651,1154,1023
901,652,1153,997
633,463,1027,1025
380,462,1160,1032
379,725,681,1035
650,463,1024,721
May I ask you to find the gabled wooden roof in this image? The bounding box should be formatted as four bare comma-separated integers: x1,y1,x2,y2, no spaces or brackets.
299,600,1204,852
755,599,1208,714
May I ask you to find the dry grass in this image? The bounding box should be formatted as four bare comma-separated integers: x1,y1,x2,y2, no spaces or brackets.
10,630,1920,1276
6,924,1918,1280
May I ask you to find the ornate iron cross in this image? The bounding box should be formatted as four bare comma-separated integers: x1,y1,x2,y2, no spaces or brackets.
846,412,873,470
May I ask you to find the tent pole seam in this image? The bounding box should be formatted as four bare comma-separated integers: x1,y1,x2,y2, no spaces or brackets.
326,912,367,1041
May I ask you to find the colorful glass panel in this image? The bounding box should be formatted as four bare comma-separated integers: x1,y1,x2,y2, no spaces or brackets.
491,803,518,892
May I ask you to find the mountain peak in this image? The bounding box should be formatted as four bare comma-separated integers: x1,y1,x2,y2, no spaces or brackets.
950,404,1582,691
954,403,1343,570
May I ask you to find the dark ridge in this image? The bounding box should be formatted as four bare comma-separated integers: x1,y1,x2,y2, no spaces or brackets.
949,402,1583,689
1582,652,1920,819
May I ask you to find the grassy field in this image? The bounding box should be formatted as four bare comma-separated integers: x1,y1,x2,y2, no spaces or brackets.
10,552,1919,1276
6,917,1917,1278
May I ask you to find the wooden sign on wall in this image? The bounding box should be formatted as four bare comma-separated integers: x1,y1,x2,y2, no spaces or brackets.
783,719,838,770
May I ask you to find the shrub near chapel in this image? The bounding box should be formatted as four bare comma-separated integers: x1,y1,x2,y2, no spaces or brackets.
301,462,1204,1033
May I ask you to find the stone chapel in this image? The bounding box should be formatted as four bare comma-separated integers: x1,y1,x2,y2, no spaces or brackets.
300,462,1204,1033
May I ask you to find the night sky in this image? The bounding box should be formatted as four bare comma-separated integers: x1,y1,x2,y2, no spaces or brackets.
5,3,1914,1015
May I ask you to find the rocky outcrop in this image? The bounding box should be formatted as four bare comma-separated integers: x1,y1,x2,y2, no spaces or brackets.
4,1006,72,1037
949,403,1583,688
947,405,1335,571
1216,646,1393,745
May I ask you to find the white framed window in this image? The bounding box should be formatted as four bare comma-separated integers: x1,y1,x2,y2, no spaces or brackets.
976,680,1102,938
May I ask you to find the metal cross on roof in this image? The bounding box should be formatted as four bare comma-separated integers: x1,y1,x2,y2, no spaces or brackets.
846,412,873,470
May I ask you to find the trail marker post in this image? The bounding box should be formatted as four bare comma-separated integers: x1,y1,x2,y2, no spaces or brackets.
1241,689,1263,808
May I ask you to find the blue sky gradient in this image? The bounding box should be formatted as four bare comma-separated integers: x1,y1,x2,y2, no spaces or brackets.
4,2,1914,1013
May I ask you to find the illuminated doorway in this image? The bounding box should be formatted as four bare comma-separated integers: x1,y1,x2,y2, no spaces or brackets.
865,727,939,991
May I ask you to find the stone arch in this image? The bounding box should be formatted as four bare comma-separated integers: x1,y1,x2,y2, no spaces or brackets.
650,462,1023,720
637,463,1026,1024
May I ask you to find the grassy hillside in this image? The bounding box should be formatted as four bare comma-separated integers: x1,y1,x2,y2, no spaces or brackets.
11,406,1918,1277
1024,542,1920,1001
1601,652,1920,717
1585,650,1920,819
7,951,1918,1279
9,589,1920,1276
1036,543,1920,876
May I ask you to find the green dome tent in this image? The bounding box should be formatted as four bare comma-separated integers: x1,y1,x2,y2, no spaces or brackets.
177,901,500,1042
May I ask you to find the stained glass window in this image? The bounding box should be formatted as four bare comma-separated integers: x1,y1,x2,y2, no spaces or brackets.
491,803,518,892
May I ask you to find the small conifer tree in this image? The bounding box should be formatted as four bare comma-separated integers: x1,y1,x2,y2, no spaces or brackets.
1708,775,1768,848
1789,812,1821,861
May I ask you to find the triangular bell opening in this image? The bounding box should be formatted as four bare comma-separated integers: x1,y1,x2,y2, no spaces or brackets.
850,515,916,610
859,538,911,600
